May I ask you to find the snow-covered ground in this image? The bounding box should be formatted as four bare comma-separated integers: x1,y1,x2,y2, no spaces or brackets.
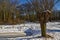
0,22,60,40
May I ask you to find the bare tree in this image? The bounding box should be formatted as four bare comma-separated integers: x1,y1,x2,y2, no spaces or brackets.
0,0,20,24
0,0,11,24
26,0,60,37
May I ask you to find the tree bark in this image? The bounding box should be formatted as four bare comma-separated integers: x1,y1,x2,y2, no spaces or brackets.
40,23,46,37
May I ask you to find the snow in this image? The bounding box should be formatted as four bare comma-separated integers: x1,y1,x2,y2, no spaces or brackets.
47,22,60,30
0,22,60,40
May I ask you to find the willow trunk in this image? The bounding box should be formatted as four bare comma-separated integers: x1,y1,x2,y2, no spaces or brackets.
40,23,46,37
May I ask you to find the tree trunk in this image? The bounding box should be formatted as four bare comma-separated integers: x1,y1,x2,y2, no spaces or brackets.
40,23,46,37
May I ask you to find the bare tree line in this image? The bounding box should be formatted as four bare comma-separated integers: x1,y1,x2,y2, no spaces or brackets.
0,0,21,24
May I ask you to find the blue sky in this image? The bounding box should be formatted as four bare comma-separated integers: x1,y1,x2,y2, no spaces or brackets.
20,0,27,4
20,0,60,10
55,3,60,10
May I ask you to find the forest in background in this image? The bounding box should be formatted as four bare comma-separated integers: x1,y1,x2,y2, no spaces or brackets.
0,0,60,25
